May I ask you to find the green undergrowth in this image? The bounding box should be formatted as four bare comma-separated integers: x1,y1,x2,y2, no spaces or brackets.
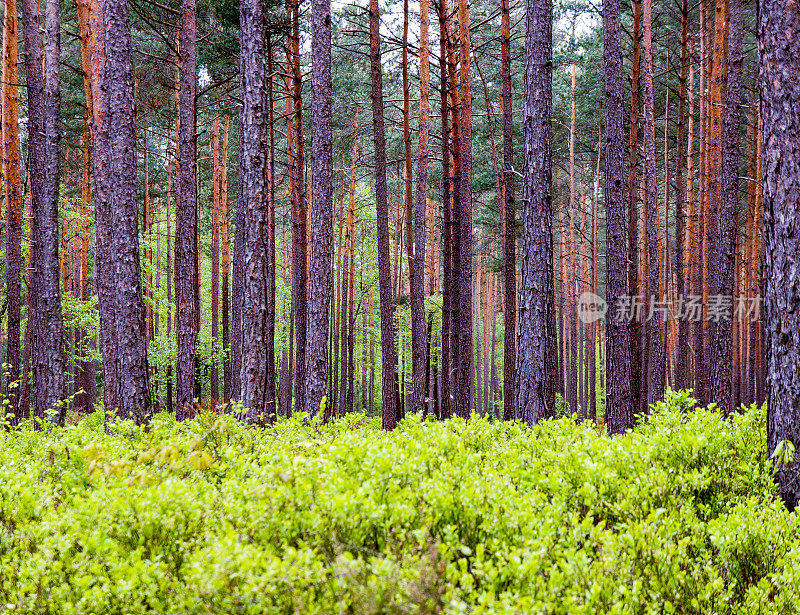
1,392,799,614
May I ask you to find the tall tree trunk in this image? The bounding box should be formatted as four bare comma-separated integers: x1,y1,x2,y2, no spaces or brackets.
211,108,221,407
761,0,800,509
3,0,23,422
104,0,151,422
288,0,307,414
221,114,231,403
455,0,474,417
22,0,65,422
369,0,399,429
239,0,270,422
305,0,333,418
176,0,198,420
642,0,664,406
265,35,277,420
516,0,556,423
674,0,691,391
410,0,430,415
500,0,516,421
601,0,632,431
627,0,643,416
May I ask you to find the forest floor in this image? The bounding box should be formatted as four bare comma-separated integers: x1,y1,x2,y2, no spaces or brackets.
1,395,798,613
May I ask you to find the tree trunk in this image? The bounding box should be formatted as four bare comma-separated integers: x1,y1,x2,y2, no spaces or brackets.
3,0,23,422
305,0,333,419
410,0,430,415
265,36,277,420
176,0,198,420
369,0,399,429
212,108,221,407
516,0,556,423
104,0,151,422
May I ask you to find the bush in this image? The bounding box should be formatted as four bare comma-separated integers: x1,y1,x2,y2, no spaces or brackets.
1,396,798,613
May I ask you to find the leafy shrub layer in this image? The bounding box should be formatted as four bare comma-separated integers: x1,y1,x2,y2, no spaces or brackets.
1,393,798,614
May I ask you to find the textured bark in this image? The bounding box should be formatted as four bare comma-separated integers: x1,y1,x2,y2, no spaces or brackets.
265,36,277,420
627,0,643,416
674,0,690,391
455,0,474,418
239,0,270,422
515,0,556,424
212,108,221,407
305,0,333,419
401,0,413,283
761,0,800,509
22,0,65,422
288,0,307,414
604,0,633,432
642,0,664,406
714,0,743,414
410,0,430,415
500,0,516,421
176,0,198,420
3,0,23,422
369,0,399,429
339,119,358,418
104,0,151,422
222,115,231,403
709,0,736,414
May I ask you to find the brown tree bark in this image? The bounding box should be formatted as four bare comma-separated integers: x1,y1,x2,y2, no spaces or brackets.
2,0,23,422
104,0,151,422
211,107,221,406
410,0,430,415
176,0,198,420
500,0,516,421
305,0,334,419
761,0,800,509
516,0,556,423
369,0,399,429
265,35,277,420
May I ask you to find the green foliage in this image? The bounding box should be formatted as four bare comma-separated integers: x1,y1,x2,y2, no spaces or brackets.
1,402,797,613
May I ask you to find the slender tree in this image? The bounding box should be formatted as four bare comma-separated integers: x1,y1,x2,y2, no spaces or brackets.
369,0,399,429
3,0,23,421
410,0,430,415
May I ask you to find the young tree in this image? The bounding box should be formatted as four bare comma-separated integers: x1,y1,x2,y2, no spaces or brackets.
305,0,334,418
410,0,430,415
603,0,633,433
369,0,399,429
515,0,556,423
104,0,151,422
760,0,800,509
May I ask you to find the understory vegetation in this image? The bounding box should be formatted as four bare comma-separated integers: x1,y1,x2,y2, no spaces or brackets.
2,394,799,614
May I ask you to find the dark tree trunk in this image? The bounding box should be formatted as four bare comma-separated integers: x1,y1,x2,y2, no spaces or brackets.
603,0,633,434
212,109,221,406
761,0,800,509
22,0,65,422
239,0,270,422
438,0,452,420
455,0,474,418
104,0,151,422
500,0,516,421
369,0,399,429
265,35,277,421
410,0,430,415
515,0,556,424
176,0,198,420
642,0,664,406
305,0,333,418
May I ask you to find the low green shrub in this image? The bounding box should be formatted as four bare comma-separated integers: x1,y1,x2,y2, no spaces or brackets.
1,393,798,614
